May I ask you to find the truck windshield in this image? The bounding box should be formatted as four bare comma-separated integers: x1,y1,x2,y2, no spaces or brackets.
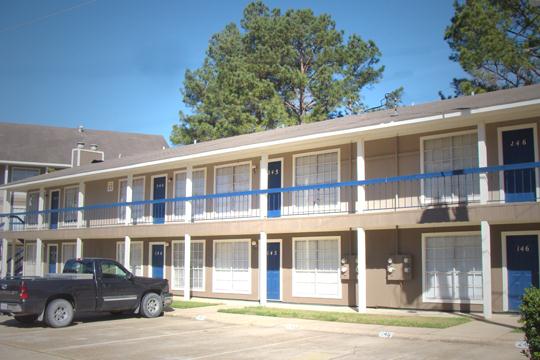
63,260,94,274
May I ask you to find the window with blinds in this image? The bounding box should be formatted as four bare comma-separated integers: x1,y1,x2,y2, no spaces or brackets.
172,241,205,290
294,151,339,211
118,178,145,222
61,243,77,271
26,191,39,226
24,243,37,276
422,133,479,203
423,234,483,302
213,240,250,294
293,238,340,298
173,170,206,220
116,241,144,276
63,187,79,223
215,164,250,215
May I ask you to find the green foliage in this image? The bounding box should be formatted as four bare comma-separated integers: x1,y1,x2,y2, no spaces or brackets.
171,1,401,145
520,287,540,359
442,0,540,97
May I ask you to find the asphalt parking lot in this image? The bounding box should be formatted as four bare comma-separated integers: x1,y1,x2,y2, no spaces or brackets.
0,312,523,360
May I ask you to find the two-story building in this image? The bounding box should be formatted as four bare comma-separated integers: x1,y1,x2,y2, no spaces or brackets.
1,85,539,318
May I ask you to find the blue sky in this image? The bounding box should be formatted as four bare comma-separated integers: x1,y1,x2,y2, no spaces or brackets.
0,0,467,144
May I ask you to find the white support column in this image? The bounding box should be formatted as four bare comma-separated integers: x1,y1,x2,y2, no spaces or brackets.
125,174,133,226
185,166,193,223
124,236,131,272
260,155,268,218
477,122,489,204
76,238,83,259
259,231,267,306
183,233,191,300
356,139,366,213
481,221,492,319
1,238,8,278
77,182,85,228
10,239,15,276
3,191,11,231
357,228,367,312
37,188,45,229
36,238,43,276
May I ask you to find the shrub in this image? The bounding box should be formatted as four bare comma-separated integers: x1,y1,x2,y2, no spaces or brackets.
520,287,540,359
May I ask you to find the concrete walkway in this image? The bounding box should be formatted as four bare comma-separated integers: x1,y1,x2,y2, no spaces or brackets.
167,299,524,346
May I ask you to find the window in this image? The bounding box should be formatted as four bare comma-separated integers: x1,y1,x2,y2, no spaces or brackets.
215,164,251,215
26,191,39,226
63,259,94,274
101,261,129,279
24,243,37,276
294,151,339,210
116,241,144,276
62,243,77,270
63,187,79,224
422,132,479,203
173,170,206,220
293,238,340,298
172,241,205,290
213,240,250,294
11,167,40,183
119,177,145,221
423,234,483,302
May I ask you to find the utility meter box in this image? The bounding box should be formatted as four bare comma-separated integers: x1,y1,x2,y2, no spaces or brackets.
386,255,412,281
340,256,357,280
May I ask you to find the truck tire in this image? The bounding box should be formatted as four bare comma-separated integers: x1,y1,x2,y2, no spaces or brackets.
45,299,74,328
140,293,162,318
14,315,38,324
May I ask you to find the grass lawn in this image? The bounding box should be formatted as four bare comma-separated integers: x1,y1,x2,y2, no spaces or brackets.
171,300,219,309
219,307,471,329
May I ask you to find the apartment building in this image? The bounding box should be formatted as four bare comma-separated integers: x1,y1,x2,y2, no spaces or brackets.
1,85,539,318
0,122,168,275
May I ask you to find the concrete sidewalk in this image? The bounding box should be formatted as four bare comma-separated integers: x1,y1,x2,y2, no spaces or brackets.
166,301,523,346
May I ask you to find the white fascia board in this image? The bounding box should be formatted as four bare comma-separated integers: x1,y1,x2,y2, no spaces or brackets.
3,98,539,190
0,160,71,168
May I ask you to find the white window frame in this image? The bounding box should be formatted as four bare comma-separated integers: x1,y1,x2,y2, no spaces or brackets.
501,231,540,312
420,129,479,205
25,190,40,229
212,239,252,295
292,149,341,213
62,185,79,226
148,242,167,279
115,240,144,277
267,239,283,301
118,176,146,223
23,242,37,276
61,242,77,272
497,123,540,203
171,239,206,291
10,166,40,183
421,231,483,304
150,174,168,223
172,168,207,222
213,161,253,217
292,236,342,299
46,243,59,274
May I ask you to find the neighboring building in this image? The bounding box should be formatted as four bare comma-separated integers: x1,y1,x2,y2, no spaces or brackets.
1,85,539,318
0,122,168,275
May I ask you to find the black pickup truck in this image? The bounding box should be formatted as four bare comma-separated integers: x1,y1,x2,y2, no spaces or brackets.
0,258,173,328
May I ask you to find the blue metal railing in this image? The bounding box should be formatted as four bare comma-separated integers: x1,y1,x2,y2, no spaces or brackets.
2,161,539,231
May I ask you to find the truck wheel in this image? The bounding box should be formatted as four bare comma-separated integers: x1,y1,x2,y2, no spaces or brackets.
45,299,74,328
140,293,162,318
14,315,38,324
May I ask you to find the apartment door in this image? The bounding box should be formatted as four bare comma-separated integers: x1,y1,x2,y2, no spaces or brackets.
150,244,165,279
507,234,539,311
502,127,537,202
267,160,282,218
152,176,166,224
267,242,281,301
49,190,60,229
47,244,58,274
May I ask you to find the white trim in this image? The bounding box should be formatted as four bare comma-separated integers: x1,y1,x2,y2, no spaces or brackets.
115,240,144,276
46,243,59,274
267,238,283,302
501,230,540,312
292,236,342,300
212,238,252,295
497,123,539,202
61,242,76,272
421,231,483,304
356,228,367,312
118,176,146,223
148,242,167,279
0,160,70,168
173,168,207,221
292,148,342,213
23,241,37,276
62,185,79,226
171,239,206,291
4,98,540,190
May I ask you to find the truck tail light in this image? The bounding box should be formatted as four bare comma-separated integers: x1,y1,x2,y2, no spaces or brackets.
19,282,29,300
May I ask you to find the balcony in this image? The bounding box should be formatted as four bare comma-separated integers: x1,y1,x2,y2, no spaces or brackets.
2,162,539,232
